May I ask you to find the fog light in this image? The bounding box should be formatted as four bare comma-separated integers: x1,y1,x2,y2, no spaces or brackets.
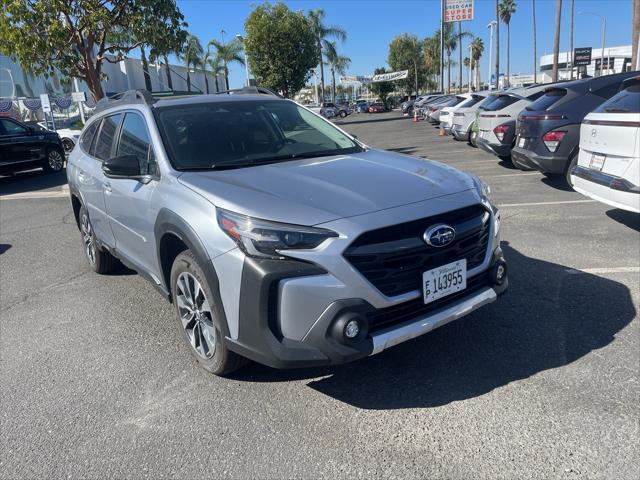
492,261,507,285
344,320,360,339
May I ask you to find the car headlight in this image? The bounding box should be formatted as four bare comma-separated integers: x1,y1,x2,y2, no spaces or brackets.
217,208,338,259
471,175,493,204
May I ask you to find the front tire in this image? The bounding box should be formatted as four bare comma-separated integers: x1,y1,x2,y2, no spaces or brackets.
78,205,118,274
339,110,347,118
170,250,246,376
43,148,65,173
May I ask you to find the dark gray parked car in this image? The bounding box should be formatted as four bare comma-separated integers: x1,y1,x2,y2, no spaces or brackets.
512,71,640,183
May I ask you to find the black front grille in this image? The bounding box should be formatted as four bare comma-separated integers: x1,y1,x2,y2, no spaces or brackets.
343,204,490,297
366,271,492,333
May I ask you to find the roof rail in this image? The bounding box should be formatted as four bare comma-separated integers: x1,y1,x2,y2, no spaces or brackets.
213,86,284,98
94,89,156,114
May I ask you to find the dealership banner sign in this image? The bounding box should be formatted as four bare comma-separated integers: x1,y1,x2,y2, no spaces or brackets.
573,47,592,66
444,0,474,22
371,70,409,83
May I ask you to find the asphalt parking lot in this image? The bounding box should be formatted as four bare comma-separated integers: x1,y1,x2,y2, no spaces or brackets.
1,111,639,479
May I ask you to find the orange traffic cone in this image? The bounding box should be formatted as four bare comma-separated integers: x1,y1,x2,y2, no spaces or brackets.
439,126,445,136
413,111,418,122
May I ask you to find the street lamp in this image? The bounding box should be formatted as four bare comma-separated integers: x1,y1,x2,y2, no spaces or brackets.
487,20,497,90
468,43,473,92
236,34,251,86
578,11,607,76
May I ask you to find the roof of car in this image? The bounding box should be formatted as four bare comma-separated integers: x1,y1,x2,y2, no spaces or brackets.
152,93,283,109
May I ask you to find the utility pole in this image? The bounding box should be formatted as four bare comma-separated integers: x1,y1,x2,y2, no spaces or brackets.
569,0,575,79
487,21,497,90
495,0,500,91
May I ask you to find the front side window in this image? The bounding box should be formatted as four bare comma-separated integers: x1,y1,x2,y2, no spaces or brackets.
154,99,361,170
0,119,27,135
94,113,122,161
117,113,157,176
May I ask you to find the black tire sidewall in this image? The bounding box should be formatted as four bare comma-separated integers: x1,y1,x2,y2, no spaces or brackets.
170,250,229,374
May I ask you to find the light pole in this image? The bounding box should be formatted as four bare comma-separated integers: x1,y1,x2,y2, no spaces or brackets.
578,11,606,76
236,34,250,86
468,43,473,92
487,20,497,90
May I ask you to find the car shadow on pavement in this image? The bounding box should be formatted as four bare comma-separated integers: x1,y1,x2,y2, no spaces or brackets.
234,243,636,410
0,169,67,195
606,209,640,232
540,175,574,192
388,146,420,155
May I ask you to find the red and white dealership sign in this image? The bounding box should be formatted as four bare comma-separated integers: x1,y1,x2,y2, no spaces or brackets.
444,0,474,22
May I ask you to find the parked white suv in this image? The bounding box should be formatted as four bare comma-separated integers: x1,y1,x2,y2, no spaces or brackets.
571,76,640,213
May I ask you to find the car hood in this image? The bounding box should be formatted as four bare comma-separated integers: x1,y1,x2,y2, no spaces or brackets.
178,149,475,225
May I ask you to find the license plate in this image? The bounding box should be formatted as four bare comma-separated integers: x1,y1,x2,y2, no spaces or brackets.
518,136,525,148
423,259,467,305
589,153,606,171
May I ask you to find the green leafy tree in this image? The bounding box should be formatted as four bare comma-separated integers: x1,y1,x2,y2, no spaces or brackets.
499,0,517,86
308,9,346,102
423,34,441,91
244,2,317,98
207,37,244,91
387,33,424,95
0,0,187,101
323,41,351,103
369,67,394,107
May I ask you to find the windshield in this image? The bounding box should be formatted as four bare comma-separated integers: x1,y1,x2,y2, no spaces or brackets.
154,99,362,170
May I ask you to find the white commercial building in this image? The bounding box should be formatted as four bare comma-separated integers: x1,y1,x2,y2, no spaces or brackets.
539,45,636,82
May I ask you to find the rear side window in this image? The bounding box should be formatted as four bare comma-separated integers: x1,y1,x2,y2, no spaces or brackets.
526,89,567,111
94,114,122,161
592,82,623,100
80,121,100,154
458,96,484,109
594,84,640,113
482,95,520,111
116,113,157,176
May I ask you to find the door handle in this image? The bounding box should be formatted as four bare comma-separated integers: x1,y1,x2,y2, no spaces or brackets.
103,182,112,193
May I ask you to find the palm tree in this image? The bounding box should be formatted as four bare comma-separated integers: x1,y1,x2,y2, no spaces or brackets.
499,0,516,87
441,23,458,93
532,0,537,83
457,23,473,93
323,41,351,103
463,57,470,91
208,37,244,91
182,34,203,92
470,37,484,90
208,55,226,93
308,9,346,102
199,48,214,94
552,0,563,82
423,34,441,89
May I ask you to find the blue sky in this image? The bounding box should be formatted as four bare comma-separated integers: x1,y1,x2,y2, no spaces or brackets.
176,0,635,88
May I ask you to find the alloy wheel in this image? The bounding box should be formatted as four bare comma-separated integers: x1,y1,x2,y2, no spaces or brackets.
48,150,64,171
80,213,96,265
176,272,216,359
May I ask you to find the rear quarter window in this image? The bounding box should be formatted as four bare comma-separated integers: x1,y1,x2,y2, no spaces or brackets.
79,121,100,154
594,84,640,113
526,89,567,111
94,114,123,161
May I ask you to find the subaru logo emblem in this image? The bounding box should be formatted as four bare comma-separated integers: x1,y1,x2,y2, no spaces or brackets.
424,224,456,247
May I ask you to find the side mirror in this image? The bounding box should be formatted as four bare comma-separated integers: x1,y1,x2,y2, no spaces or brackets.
103,155,141,178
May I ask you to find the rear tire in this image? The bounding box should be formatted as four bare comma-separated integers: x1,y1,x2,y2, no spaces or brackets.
43,148,65,173
339,110,347,118
78,205,118,274
61,138,75,153
170,250,247,376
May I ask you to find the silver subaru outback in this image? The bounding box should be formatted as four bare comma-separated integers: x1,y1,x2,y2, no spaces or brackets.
67,88,508,375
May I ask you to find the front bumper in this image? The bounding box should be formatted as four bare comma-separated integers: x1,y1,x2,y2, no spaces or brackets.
225,248,508,370
511,146,567,174
476,136,512,157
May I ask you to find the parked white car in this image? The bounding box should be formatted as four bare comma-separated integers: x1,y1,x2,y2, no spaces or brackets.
571,76,640,213
451,92,491,141
440,93,487,134
38,121,81,153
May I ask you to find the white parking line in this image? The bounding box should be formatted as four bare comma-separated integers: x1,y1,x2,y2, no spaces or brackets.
481,172,541,178
566,266,640,275
0,187,69,201
499,199,597,207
